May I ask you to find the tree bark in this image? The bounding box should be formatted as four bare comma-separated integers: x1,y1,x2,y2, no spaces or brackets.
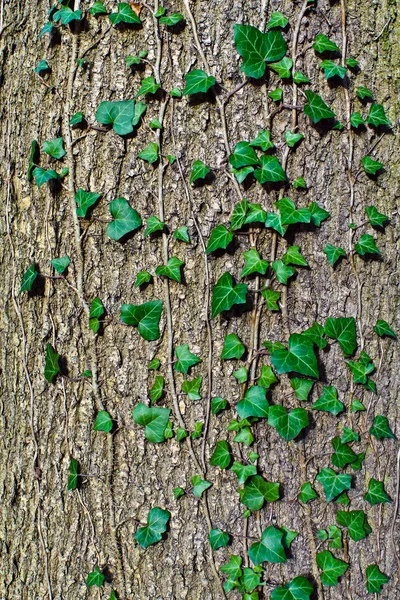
1,1,399,599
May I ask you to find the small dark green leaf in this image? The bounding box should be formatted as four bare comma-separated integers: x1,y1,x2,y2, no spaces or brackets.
159,13,184,26
316,468,351,502
192,474,212,497
369,415,395,439
150,375,164,403
324,317,356,356
268,406,308,440
96,100,136,136
93,410,113,432
209,529,230,550
247,526,286,565
316,551,348,586
271,334,319,378
241,249,268,277
324,244,346,266
298,482,318,503
221,333,245,360
366,103,392,128
313,34,341,54
304,90,335,123
233,24,287,78
44,343,60,383
211,272,248,319
135,270,152,287
336,510,371,541
290,378,314,401
134,507,170,548
68,458,79,491
364,478,391,505
155,256,184,283
212,397,228,414
86,566,105,587
266,12,288,29
271,576,314,600
250,130,274,151
361,155,384,175
33,167,59,187
190,159,210,183
355,233,380,256
254,155,286,184
240,476,280,511
373,319,396,338
312,386,344,416
210,441,232,469
19,264,38,293
206,225,233,253
236,386,269,420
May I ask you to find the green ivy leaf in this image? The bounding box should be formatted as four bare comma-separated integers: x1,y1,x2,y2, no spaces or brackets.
316,468,351,502
361,155,384,175
233,367,248,383
211,272,248,319
208,529,230,550
86,566,105,587
138,142,159,164
290,378,314,401
258,365,278,389
236,386,269,420
181,376,202,401
266,12,288,29
173,225,190,243
366,103,392,128
135,270,152,287
350,112,364,128
271,334,319,378
28,140,40,182
212,397,228,414
33,167,59,187
346,356,375,384
364,478,391,505
43,137,66,160
336,510,371,541
96,100,136,136
149,118,162,130
109,2,141,25
324,316,356,356
241,249,268,277
89,2,108,16
159,13,185,26
298,482,318,503
93,410,113,432
275,198,311,225
356,86,373,100
89,297,105,333
190,159,210,183
233,25,287,79
19,264,38,293
271,260,296,284
67,458,79,491
351,399,366,412
331,437,357,468
250,130,274,153
270,87,282,100
313,34,341,54
75,188,101,218
192,422,204,439
248,526,286,565
132,403,170,442
354,233,380,256
206,225,233,253
136,76,160,97
320,60,346,80
292,176,306,189
230,199,248,230
283,246,308,267
270,576,314,600
106,198,142,240
34,59,50,74
312,386,344,416
261,288,281,311
316,551,348,586
39,23,54,38
221,333,245,360
183,69,216,95
120,300,163,341
148,357,160,370
270,57,293,79
174,486,185,500
176,427,188,442
268,406,308,440
240,476,280,512
192,474,212,497
229,141,259,169
231,462,257,485
373,319,396,338
365,206,389,228
254,155,286,184
143,215,164,236
44,343,60,383
134,507,170,548
303,90,335,123
323,244,346,266
156,256,184,283
233,427,254,446
293,71,310,84
50,256,70,274
210,441,232,469
284,130,304,148
54,7,82,24
366,565,390,594
302,321,327,349
369,415,396,439
174,344,201,374
150,375,164,403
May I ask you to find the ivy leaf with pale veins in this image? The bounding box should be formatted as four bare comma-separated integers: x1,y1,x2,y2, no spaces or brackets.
366,565,390,594
271,260,296,284
362,155,384,175
283,245,308,267
86,566,105,587
313,34,341,54
316,468,352,502
290,378,314,401
354,233,380,256
254,155,286,184
190,159,210,183
134,507,170,548
155,257,184,283
366,103,392,128
231,462,257,485
320,60,346,80
244,203,267,225
33,167,59,187
247,526,286,565
19,264,38,293
219,554,243,591
229,141,260,169
159,13,185,26
206,225,233,253
331,437,357,469
302,321,327,349
230,198,248,230
150,375,164,403
106,198,142,240
54,7,82,24
350,112,364,128
303,90,335,123
324,244,346,266
211,397,228,414
269,57,293,79
364,478,391,505
93,410,113,432
373,319,396,338
96,100,136,135
312,386,344,416
183,69,216,95
250,129,274,151
109,2,141,25
336,510,371,541
258,365,278,389
268,406,308,441
365,206,389,228
135,270,151,287
192,474,212,497
89,2,108,16
221,333,245,359
132,404,170,442
209,529,230,550
211,272,248,319
316,551,348,586
143,215,164,236
174,225,190,243
136,76,160,97
270,576,314,600
275,198,311,225
240,476,280,511
174,344,201,374
233,24,287,79
324,317,357,356
75,189,101,218
182,377,202,401
210,440,232,469
241,249,268,277
236,385,269,420
43,137,66,160
138,142,159,164
284,130,304,148
271,333,319,379
266,12,288,29
120,300,163,341
44,343,60,383
298,482,318,503
68,458,79,490
262,288,281,311
369,415,396,439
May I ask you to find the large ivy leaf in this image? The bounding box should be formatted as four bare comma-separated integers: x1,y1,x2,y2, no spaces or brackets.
241,249,268,277
254,155,286,184
206,225,233,253
233,25,287,78
156,257,184,283
362,155,384,175
75,189,102,218
120,300,163,340
240,475,280,511
366,103,392,128
369,415,396,439
355,233,380,256
211,272,248,319
210,441,232,469
236,386,269,419
134,507,170,548
106,198,142,240
183,69,216,95
303,90,335,123
247,526,286,565
316,551,348,586
96,100,136,135
44,343,60,383
331,437,357,468
365,206,389,228
54,7,82,24
229,141,260,169
270,576,314,600
316,468,352,502
366,565,390,594
275,198,311,225
324,317,356,356
271,334,319,378
312,386,344,416
132,403,170,442
109,2,141,25
33,167,59,187
221,333,245,360
268,406,308,440
336,510,371,541
174,344,201,374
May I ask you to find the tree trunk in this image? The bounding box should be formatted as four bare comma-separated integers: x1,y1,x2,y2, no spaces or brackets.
1,1,399,599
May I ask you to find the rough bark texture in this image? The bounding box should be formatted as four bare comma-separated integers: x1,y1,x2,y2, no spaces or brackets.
0,0,399,599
